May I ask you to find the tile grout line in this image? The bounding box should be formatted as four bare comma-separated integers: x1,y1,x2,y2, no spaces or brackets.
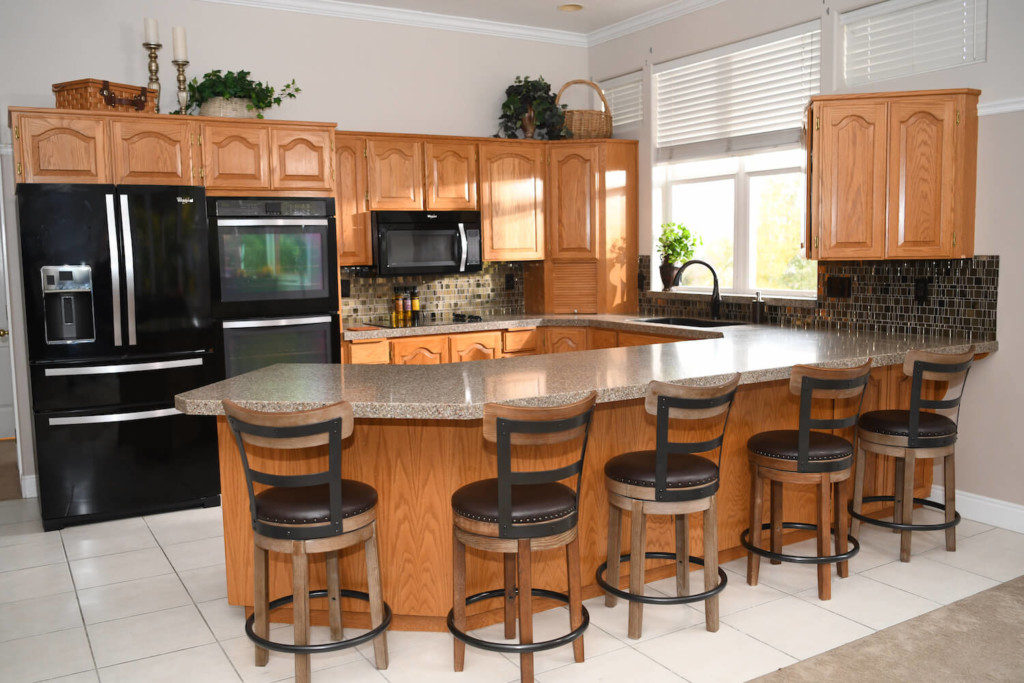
59,524,101,681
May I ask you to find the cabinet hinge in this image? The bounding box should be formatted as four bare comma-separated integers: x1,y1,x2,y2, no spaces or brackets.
199,168,205,179
13,126,19,140
331,168,335,181
16,161,22,176
956,110,961,126
953,232,957,247
815,116,820,131
363,144,368,158
814,236,819,250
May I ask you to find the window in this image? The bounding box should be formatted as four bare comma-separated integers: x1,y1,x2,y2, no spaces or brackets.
657,148,814,295
842,0,988,86
599,71,643,134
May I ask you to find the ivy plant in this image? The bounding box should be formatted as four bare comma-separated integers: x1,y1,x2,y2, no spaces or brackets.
497,76,569,140
185,70,300,118
657,222,702,265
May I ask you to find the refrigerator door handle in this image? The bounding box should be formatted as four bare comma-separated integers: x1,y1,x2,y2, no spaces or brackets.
48,407,181,426
119,194,137,346
44,357,205,376
105,194,123,346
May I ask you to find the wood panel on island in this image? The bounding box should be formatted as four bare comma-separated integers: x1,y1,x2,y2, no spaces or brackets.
806,89,979,261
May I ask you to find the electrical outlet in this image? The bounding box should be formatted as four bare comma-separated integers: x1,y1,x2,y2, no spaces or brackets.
914,277,931,305
825,275,852,299
505,273,516,291
340,279,351,298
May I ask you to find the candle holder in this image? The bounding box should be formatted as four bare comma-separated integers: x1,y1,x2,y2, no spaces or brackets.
173,60,189,114
143,41,162,113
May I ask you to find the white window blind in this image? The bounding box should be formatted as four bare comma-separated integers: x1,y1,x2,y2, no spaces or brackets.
598,71,643,131
843,0,987,87
654,21,820,161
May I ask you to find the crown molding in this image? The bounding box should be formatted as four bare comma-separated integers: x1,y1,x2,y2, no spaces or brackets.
587,0,727,46
979,97,1024,117
200,0,588,47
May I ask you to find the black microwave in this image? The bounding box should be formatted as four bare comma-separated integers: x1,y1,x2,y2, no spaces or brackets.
372,210,482,276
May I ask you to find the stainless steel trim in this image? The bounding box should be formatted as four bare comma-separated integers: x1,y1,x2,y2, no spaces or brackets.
215,218,329,227
44,357,204,377
49,407,180,426
222,315,332,329
119,195,137,345
457,222,468,272
105,194,122,346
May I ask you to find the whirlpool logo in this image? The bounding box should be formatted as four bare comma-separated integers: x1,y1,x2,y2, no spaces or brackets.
176,196,195,204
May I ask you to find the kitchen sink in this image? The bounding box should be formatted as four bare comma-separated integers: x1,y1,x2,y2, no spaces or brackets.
634,317,745,328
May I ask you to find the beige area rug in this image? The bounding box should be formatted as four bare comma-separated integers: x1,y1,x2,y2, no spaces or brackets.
754,575,1024,682
0,440,21,501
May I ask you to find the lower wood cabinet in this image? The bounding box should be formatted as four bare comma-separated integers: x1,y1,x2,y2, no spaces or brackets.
343,338,389,364
544,327,587,354
390,335,449,365
450,331,502,363
616,331,685,347
587,327,618,350
502,328,540,357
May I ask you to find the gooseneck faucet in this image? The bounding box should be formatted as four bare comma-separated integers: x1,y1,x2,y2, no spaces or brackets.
671,259,722,320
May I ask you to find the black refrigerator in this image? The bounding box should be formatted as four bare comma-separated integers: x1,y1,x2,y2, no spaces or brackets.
17,184,221,530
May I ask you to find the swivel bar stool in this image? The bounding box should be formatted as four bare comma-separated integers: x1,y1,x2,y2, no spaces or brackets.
449,392,597,683
223,400,390,683
742,361,871,600
850,347,974,562
596,374,740,638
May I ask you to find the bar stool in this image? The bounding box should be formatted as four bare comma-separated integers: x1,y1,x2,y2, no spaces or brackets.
223,400,390,683
448,392,597,683
850,347,974,562
742,361,871,600
596,374,740,639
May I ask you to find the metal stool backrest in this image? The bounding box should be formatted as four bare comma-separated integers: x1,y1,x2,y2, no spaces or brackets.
481,392,598,540
223,400,355,541
645,373,741,502
789,360,873,472
902,346,974,448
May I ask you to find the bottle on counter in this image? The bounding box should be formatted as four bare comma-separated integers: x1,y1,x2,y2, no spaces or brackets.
403,288,412,326
411,287,420,325
752,291,766,324
393,288,403,327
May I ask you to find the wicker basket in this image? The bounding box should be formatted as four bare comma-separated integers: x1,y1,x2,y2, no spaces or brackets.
52,79,156,113
556,79,613,139
199,97,259,118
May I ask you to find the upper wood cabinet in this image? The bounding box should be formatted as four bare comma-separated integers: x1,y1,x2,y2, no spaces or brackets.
203,122,333,192
479,141,545,261
335,134,371,266
110,119,197,185
202,124,270,189
548,144,600,260
12,112,111,183
269,128,333,191
807,89,978,260
367,137,423,209
425,141,477,210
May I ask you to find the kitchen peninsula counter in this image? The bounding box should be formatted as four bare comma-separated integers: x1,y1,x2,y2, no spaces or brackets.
176,319,994,632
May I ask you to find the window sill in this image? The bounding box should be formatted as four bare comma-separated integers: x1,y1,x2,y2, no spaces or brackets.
648,289,817,309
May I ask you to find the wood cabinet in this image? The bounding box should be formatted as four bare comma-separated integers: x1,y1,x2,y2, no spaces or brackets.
335,134,371,266
203,122,333,193
201,124,270,189
390,335,449,365
479,141,545,261
425,141,477,210
450,331,502,363
617,331,684,347
12,112,110,183
365,137,477,211
270,128,333,191
548,144,599,260
807,89,978,260
502,328,540,357
343,338,389,364
544,327,587,354
587,327,618,350
110,119,197,185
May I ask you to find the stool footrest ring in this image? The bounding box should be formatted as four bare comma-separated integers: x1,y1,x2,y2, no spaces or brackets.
245,589,392,654
850,495,961,531
594,551,727,605
740,522,860,565
447,588,589,654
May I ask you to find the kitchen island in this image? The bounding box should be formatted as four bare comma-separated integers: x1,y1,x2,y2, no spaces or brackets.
176,317,993,631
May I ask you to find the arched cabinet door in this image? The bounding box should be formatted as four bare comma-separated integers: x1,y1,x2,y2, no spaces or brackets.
367,137,423,210
390,335,449,365
12,113,111,184
270,128,333,191
479,141,545,261
111,119,197,185
202,124,270,190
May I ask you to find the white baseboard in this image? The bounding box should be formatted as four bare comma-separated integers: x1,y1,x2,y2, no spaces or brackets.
929,486,1024,534
19,474,37,499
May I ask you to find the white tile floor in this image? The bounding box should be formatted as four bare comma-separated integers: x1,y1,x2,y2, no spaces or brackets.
1,499,1022,683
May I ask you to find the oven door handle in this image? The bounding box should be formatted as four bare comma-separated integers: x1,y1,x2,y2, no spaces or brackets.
222,315,333,329
457,222,468,272
215,218,329,227
48,407,181,426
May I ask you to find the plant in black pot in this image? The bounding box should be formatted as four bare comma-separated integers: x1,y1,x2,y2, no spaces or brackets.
497,75,570,140
657,222,702,290
184,69,300,119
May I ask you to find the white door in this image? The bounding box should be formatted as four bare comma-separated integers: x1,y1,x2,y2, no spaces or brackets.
0,248,13,437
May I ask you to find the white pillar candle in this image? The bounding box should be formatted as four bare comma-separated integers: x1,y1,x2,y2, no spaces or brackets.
144,17,159,44
172,26,187,60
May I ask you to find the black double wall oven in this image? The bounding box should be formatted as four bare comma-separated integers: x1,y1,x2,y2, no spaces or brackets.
207,197,339,377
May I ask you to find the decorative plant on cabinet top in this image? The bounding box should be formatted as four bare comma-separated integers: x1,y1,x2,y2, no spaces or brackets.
497,76,569,140
184,70,300,118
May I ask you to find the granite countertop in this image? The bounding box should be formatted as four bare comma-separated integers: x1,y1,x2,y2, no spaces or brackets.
176,315,996,420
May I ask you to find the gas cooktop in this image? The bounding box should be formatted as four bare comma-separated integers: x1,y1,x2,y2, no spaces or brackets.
365,313,485,329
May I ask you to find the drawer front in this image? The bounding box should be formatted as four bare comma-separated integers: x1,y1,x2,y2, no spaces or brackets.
503,328,539,354
347,339,390,364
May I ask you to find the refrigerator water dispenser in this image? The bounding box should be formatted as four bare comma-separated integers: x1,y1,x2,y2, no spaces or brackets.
41,265,95,343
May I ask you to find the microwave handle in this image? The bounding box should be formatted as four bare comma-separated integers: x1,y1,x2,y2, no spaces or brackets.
457,223,468,272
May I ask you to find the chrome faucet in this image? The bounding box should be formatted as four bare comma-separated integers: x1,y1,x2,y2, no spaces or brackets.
672,259,722,320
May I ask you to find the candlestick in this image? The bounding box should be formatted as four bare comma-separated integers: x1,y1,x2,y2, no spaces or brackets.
144,18,159,44
173,59,189,114
144,42,162,114
172,26,187,61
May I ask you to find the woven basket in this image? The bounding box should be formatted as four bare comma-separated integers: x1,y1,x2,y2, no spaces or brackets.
199,97,259,118
52,79,156,113
556,79,613,139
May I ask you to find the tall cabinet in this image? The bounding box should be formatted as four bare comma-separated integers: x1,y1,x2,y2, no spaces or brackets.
807,89,979,261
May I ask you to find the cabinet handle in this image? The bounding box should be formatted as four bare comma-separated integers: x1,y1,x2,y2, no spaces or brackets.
956,110,961,126
814,236,819,249
16,161,22,176
953,232,957,247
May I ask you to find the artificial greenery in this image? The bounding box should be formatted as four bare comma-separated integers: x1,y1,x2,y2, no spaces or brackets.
185,70,300,118
657,222,702,264
497,75,569,140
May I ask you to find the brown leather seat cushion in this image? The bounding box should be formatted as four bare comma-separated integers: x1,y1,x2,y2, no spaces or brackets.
748,430,853,464
255,480,378,525
451,478,576,524
604,450,718,490
859,409,957,437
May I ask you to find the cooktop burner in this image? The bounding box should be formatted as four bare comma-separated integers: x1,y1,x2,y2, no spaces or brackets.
452,313,483,323
364,313,487,329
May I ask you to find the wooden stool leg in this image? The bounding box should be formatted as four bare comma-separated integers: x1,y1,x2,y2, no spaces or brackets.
901,453,916,562
893,457,906,532
627,500,647,639
703,496,719,632
835,477,850,578
770,480,783,565
816,473,832,601
566,535,585,663
851,445,867,539
253,543,269,667
747,463,764,586
605,502,622,608
675,513,690,596
452,530,467,672
944,452,957,552
325,550,343,641
365,522,388,670
504,553,517,638
292,545,311,683
517,539,534,683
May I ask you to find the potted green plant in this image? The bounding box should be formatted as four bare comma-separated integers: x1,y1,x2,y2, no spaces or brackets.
497,76,569,140
185,69,300,119
657,222,702,290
